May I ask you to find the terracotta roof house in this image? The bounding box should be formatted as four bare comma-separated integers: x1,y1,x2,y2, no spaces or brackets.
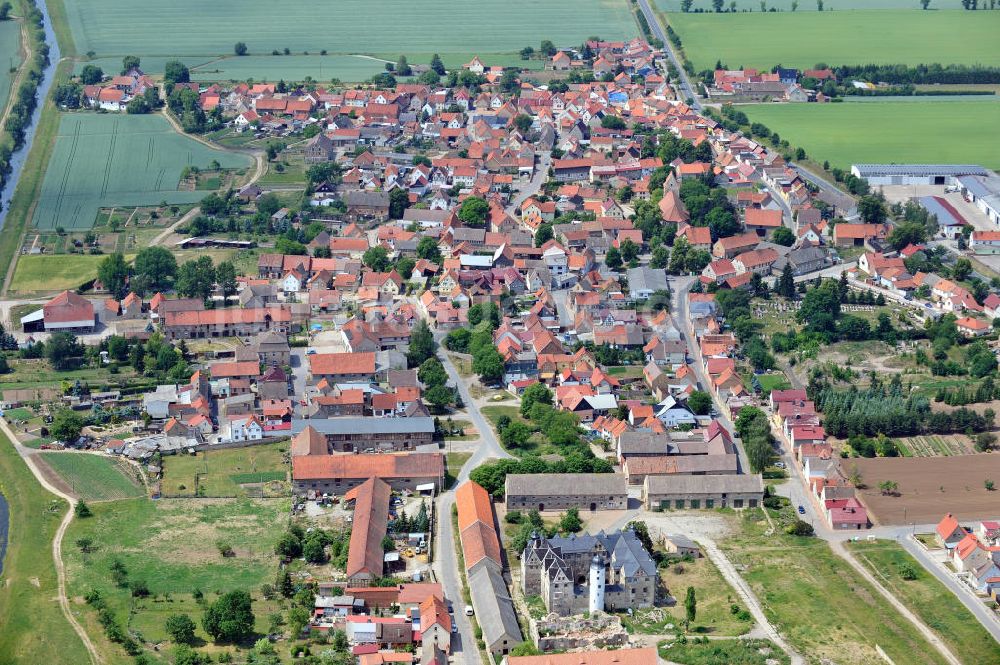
309,351,376,382
289,425,328,456
35,290,95,331
292,452,444,495
744,208,783,237
346,477,391,584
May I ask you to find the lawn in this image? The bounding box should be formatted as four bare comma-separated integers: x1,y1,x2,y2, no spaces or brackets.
36,453,146,502
848,539,1000,665
0,434,92,665
722,510,948,665
0,358,139,391
756,373,790,393
742,100,1000,171
159,441,290,498
0,20,23,116
9,253,127,294
62,0,637,77
32,113,252,231
63,497,289,662
666,10,1000,71
660,638,790,665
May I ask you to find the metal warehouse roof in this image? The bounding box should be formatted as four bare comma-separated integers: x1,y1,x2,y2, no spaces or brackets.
918,196,966,227
851,164,988,177
291,417,435,435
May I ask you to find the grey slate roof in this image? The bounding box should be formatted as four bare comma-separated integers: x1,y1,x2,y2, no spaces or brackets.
644,473,764,495
547,529,657,577
468,565,522,648
627,267,669,293
504,473,627,497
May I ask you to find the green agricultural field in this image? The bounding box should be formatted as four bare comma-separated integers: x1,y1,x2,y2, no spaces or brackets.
742,100,1000,171
0,435,92,665
191,54,387,82
160,441,289,498
666,10,1000,71
61,0,635,80
33,113,251,231
37,453,146,501
0,20,23,116
848,540,1000,665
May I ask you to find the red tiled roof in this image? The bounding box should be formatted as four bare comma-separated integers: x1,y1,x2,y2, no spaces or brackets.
309,351,376,376
292,452,444,481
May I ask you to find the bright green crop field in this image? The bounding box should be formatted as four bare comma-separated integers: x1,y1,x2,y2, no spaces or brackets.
33,113,251,231
742,99,1000,171
666,10,1000,71
61,0,636,80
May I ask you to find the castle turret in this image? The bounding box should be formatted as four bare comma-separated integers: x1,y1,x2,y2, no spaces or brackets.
588,555,605,613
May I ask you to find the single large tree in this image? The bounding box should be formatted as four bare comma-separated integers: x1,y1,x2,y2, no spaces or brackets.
406,320,436,368
133,246,178,291
202,590,254,643
51,409,84,443
684,586,697,623
176,256,216,303
165,614,197,645
46,332,85,371
458,196,490,228
416,236,442,263
216,261,238,304
97,252,129,299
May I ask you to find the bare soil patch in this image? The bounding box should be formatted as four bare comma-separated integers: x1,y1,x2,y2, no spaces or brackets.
848,455,1000,524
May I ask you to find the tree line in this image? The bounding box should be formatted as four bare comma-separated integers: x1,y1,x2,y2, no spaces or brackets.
809,379,994,438
0,0,49,212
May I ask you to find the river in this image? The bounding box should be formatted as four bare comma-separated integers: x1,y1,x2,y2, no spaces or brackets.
0,0,60,228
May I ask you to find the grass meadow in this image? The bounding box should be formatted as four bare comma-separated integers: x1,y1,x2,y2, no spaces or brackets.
37,453,146,501
61,0,636,81
159,441,290,498
742,99,1000,171
0,20,23,115
33,113,251,231
63,497,289,663
0,435,91,665
848,539,1000,665
666,10,1000,70
723,509,948,665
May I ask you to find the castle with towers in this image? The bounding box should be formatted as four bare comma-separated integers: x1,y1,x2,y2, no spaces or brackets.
520,528,659,617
